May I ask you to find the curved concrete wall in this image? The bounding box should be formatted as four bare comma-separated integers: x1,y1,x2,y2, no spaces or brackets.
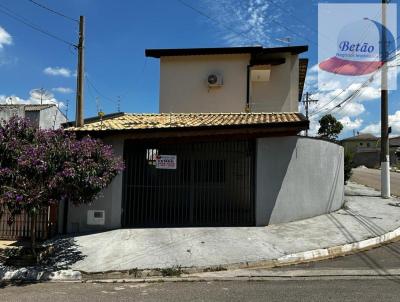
256,136,344,225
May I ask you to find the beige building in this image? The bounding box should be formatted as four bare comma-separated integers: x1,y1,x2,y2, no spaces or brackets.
145,46,308,113
341,133,400,168
54,45,344,235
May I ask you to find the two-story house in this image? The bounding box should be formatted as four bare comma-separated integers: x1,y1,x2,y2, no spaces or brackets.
341,133,400,168
148,46,307,113
62,46,344,235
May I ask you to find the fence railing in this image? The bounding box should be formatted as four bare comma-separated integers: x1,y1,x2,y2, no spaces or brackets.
0,208,49,240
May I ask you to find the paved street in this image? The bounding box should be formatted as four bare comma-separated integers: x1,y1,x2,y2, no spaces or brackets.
351,167,400,196
2,241,400,301
2,279,400,302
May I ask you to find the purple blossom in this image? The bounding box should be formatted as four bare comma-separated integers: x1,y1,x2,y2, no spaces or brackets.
0,116,124,223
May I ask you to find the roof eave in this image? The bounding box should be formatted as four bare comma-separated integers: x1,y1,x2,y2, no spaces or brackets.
68,120,309,140
145,45,308,58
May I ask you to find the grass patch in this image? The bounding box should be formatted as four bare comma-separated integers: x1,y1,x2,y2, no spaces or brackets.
159,266,182,277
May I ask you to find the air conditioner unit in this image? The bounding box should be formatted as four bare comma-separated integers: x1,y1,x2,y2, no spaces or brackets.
207,74,223,87
87,210,105,225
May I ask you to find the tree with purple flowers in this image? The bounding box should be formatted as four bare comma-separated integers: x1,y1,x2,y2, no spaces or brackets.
0,117,124,252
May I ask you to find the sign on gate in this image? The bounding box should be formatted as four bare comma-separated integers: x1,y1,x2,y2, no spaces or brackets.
155,155,177,170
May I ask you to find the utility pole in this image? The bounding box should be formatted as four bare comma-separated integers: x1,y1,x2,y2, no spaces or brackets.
75,15,85,127
302,92,318,136
381,0,390,198
117,96,121,112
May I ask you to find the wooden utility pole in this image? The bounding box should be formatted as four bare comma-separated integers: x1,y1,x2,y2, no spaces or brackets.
302,92,318,136
381,0,390,198
75,16,85,127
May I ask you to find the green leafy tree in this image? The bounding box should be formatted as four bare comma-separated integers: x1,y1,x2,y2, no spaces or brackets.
344,151,354,184
0,117,124,254
318,114,343,140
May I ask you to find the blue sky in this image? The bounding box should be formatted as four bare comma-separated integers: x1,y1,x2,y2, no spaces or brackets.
0,0,399,138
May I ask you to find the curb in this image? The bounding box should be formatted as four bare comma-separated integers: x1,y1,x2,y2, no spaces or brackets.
0,269,81,282
2,218,400,282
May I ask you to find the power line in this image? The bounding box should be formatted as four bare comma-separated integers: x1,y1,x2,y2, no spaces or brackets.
310,36,400,117
267,0,320,37
85,75,118,104
312,49,400,118
177,0,327,49
27,0,78,23
0,3,76,47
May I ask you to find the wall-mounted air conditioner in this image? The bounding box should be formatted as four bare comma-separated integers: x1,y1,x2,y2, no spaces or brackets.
87,210,105,225
207,74,223,87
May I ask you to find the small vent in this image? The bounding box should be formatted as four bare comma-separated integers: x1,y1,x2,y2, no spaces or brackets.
87,210,105,225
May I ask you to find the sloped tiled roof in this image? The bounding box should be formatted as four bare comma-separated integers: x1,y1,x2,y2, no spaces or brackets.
341,133,378,142
0,104,56,111
66,112,307,132
24,104,55,111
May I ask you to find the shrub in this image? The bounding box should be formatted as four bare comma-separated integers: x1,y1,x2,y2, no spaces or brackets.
0,117,124,250
344,151,354,183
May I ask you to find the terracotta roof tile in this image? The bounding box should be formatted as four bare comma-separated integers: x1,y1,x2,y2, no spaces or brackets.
66,112,307,132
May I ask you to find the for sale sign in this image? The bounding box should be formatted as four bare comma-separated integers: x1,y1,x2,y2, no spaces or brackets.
155,155,177,170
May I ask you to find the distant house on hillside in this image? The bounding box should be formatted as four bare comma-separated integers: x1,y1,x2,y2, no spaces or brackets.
341,133,399,168
0,104,67,129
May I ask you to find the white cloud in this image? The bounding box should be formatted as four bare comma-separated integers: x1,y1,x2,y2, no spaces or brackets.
0,26,12,49
52,87,73,94
337,102,365,118
200,0,294,46
0,92,65,109
43,67,71,77
302,61,384,136
339,116,363,131
361,111,400,136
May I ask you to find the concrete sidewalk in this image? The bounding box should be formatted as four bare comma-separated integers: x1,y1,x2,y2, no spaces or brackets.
65,182,400,274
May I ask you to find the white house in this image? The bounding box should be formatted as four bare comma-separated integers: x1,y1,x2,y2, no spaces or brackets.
62,46,344,234
0,104,67,129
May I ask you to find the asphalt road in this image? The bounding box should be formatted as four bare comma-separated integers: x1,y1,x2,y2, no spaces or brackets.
351,167,400,196
2,279,400,302
2,241,400,301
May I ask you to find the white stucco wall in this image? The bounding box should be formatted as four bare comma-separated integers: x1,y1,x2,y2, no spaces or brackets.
0,105,67,129
255,136,344,226
160,54,250,113
159,53,300,113
250,54,299,112
64,137,124,233
0,106,25,122
39,106,67,129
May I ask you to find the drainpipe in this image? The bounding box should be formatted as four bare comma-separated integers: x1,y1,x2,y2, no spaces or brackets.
246,65,252,112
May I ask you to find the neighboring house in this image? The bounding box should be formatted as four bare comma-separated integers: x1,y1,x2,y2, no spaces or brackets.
341,133,400,168
60,46,344,234
0,104,67,129
390,136,400,167
0,104,67,239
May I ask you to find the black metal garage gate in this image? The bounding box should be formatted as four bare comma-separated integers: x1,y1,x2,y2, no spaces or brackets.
122,140,255,227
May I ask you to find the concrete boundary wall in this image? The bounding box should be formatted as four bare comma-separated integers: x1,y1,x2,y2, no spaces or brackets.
256,136,344,225
64,137,124,233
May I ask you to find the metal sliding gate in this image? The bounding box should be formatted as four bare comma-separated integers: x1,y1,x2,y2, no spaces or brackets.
122,140,255,227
